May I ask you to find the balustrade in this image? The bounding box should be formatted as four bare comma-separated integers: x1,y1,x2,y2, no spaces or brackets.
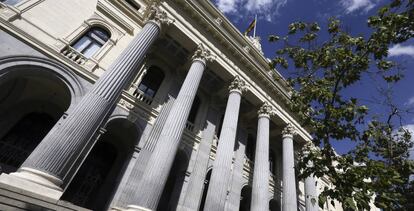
61,45,87,65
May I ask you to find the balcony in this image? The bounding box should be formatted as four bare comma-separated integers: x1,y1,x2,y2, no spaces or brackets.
61,45,87,65
132,89,153,106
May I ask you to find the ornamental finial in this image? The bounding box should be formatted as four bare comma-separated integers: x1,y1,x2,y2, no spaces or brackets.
258,102,274,117
191,43,215,63
282,123,297,137
228,76,248,93
145,3,174,26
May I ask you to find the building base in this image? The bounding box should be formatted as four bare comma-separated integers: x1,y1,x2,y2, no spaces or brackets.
0,171,63,200
0,181,90,211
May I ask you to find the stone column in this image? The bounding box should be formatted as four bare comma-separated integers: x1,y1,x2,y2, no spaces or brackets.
282,123,298,211
225,128,247,211
0,5,173,200
126,44,214,211
114,97,176,208
304,149,318,211
305,175,318,211
251,103,274,211
204,76,247,211
179,109,217,211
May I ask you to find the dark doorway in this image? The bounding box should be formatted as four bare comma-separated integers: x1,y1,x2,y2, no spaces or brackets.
0,112,55,173
62,119,140,210
239,186,252,211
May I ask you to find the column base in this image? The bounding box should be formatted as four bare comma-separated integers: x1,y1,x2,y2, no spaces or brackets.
0,168,63,200
123,205,152,211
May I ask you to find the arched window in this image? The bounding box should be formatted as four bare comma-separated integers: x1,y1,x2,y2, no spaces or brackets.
71,27,110,58
0,0,21,5
246,134,255,161
188,96,200,124
135,66,165,98
269,149,275,174
0,112,55,173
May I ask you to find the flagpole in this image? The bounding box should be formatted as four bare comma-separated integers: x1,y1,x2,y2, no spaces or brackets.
253,14,257,37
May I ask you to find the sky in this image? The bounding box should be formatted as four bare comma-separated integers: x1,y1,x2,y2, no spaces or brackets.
212,0,414,158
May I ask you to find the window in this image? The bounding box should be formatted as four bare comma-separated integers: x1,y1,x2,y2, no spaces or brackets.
71,27,110,58
125,0,140,10
135,66,165,98
0,0,21,5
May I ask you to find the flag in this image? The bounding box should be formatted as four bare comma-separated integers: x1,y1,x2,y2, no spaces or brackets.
244,18,256,36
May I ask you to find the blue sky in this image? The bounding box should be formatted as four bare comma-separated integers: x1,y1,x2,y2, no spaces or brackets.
212,0,414,158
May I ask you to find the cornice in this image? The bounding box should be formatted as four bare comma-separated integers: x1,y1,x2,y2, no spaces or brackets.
168,0,312,142
178,0,291,97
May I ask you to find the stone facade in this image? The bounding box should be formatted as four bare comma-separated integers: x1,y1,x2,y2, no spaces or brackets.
0,0,378,211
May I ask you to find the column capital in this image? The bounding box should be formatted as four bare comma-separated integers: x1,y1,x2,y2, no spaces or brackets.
258,102,274,118
144,3,174,27
191,43,216,64
228,76,248,94
282,123,297,137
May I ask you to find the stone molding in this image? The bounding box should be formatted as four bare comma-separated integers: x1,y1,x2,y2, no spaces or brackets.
228,76,248,94
282,123,297,137
191,43,215,64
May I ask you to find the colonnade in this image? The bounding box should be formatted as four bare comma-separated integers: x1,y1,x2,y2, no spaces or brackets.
0,4,318,211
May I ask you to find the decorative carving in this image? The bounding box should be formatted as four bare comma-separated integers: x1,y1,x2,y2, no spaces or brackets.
144,3,174,26
258,102,274,117
215,17,223,25
282,123,297,137
191,43,215,63
243,45,251,53
228,76,248,93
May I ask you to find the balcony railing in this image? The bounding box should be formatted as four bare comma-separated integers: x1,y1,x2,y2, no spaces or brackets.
185,121,195,132
61,45,87,65
132,89,153,106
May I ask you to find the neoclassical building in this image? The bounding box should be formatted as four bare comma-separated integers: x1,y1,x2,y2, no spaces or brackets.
0,0,346,211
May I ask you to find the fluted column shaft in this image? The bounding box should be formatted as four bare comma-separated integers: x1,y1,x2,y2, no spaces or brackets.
14,20,162,193
225,129,247,211
251,114,270,211
282,125,298,211
305,175,318,211
130,58,207,210
204,88,243,211
114,97,176,207
180,110,217,211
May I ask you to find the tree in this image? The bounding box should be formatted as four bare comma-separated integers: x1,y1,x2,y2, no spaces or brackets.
268,0,414,210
